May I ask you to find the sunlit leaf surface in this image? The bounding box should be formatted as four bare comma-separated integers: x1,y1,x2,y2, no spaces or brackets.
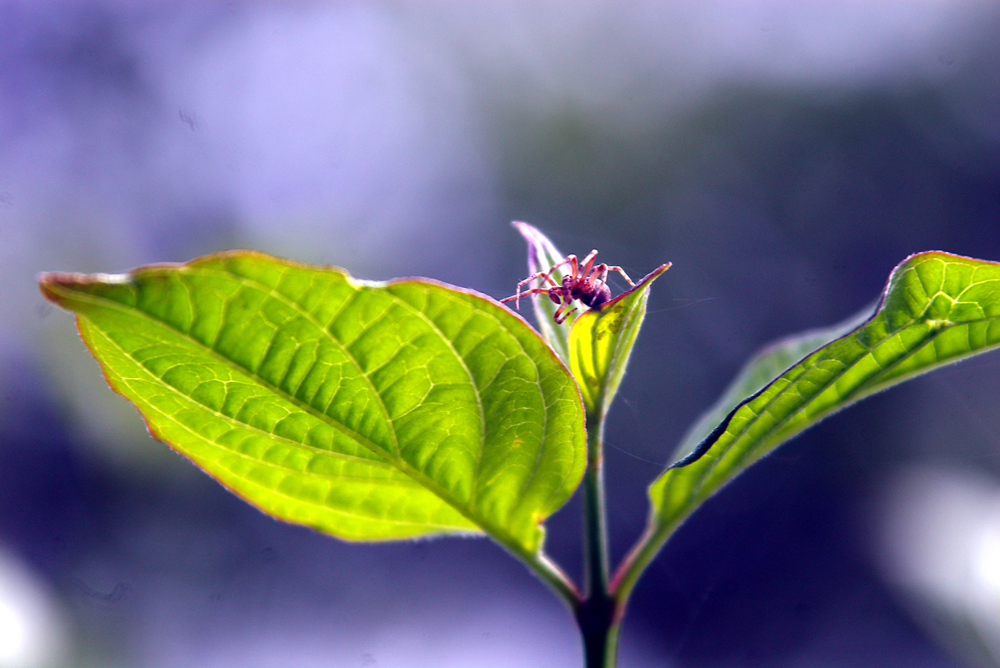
568,264,670,419
40,251,586,555
649,251,1000,535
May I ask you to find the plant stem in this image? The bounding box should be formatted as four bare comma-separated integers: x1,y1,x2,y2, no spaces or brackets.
583,417,610,599
577,415,618,668
576,592,618,668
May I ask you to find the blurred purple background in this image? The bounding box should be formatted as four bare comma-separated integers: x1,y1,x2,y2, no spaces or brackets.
2,2,1000,666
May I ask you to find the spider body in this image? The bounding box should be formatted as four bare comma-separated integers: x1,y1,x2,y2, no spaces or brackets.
501,249,634,324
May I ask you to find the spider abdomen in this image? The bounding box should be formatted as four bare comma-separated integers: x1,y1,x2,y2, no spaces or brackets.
580,282,611,308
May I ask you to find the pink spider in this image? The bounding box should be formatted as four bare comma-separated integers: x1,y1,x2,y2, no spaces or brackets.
500,249,635,324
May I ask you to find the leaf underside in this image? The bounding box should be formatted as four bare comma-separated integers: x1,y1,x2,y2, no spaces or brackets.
668,302,875,468
650,251,1000,535
510,221,575,363
40,251,586,555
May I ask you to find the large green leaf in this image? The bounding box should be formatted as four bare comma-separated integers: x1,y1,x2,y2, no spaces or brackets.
568,264,670,420
39,251,586,556
649,251,1000,535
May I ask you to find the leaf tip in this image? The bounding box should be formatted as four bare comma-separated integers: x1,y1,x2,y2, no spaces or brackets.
597,262,671,311
646,262,672,281
38,270,130,306
627,262,672,295
510,221,548,257
38,271,82,305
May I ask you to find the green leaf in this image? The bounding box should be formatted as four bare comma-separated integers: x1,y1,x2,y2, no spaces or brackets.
39,251,586,556
669,302,874,467
568,264,671,420
649,251,1000,535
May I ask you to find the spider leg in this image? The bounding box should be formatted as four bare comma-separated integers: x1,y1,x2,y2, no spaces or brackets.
499,285,555,308
542,254,579,280
589,263,635,289
546,254,580,291
577,250,598,286
604,265,635,287
502,254,579,308
590,263,608,289
566,253,582,280
553,300,578,324
516,270,560,291
501,269,560,309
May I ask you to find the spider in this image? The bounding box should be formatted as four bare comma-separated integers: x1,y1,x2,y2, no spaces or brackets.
500,249,635,324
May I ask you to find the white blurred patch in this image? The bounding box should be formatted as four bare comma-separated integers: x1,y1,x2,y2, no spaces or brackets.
975,520,1000,594
876,466,1000,666
0,548,71,668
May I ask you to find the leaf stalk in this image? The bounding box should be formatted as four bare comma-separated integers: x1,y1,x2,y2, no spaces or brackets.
575,414,621,667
